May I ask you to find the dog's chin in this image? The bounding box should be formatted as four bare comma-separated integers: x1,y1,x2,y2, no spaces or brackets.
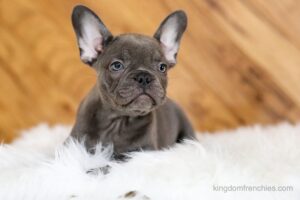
117,94,162,116
124,94,155,116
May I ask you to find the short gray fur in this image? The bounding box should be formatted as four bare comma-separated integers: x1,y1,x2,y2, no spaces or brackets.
69,5,195,159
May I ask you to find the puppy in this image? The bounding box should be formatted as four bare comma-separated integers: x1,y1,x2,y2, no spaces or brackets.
69,5,195,158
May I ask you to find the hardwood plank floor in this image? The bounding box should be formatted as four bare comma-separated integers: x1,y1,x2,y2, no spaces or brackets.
0,0,300,142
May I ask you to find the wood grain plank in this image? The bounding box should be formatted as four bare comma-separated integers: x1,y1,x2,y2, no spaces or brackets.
0,0,300,142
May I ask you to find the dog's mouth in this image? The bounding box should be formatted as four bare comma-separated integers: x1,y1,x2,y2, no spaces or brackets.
122,93,156,107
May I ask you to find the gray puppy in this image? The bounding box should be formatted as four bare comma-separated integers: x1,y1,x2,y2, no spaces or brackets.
69,5,195,158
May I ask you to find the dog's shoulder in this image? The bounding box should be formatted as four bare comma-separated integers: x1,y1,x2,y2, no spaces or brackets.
157,98,194,136
76,85,102,116
159,98,184,114
154,98,182,125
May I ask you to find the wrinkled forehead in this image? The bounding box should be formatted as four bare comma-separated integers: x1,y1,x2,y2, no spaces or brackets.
104,34,165,62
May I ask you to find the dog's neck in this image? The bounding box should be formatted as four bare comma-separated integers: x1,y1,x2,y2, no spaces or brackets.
94,94,154,145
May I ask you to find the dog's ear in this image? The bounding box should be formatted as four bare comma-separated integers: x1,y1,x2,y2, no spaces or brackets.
71,5,113,66
154,11,187,66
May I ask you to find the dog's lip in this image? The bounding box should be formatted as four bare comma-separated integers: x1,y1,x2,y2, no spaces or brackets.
122,93,156,107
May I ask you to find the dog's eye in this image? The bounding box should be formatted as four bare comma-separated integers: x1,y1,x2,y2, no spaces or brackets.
110,61,124,71
158,63,167,73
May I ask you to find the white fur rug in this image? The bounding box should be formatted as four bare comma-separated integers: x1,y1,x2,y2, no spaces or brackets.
0,123,300,200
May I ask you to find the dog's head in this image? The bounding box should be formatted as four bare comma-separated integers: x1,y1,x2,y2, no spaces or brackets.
71,5,187,116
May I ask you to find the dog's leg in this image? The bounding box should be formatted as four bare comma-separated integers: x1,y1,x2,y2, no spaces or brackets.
176,111,196,143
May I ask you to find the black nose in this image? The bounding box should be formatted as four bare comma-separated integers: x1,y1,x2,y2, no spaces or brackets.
134,72,153,87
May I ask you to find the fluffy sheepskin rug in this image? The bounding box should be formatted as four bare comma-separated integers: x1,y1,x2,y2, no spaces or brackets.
0,123,300,200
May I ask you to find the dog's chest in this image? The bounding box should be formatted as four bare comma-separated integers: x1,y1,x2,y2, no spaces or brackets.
96,113,157,153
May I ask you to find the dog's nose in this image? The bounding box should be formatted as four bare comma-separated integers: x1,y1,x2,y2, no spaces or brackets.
134,72,153,87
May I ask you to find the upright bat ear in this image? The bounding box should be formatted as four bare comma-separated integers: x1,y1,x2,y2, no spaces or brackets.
71,5,113,66
154,11,187,66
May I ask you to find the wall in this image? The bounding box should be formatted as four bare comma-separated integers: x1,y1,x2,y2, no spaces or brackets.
1,0,300,141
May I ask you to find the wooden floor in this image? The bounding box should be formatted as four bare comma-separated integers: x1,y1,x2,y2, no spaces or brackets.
1,0,300,142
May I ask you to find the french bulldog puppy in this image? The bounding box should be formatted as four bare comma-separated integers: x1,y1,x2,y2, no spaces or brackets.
69,5,195,158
